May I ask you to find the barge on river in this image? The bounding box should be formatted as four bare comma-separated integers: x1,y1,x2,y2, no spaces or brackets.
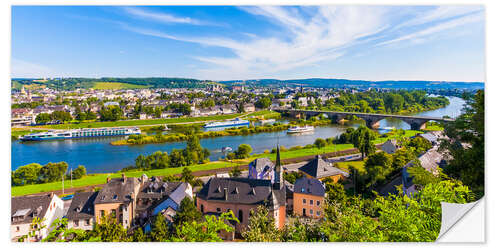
203,118,250,129
19,127,141,141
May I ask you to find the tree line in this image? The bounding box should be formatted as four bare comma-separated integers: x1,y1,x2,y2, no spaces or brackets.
12,162,86,186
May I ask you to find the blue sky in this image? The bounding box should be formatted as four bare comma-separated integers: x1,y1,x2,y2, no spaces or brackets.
11,6,485,82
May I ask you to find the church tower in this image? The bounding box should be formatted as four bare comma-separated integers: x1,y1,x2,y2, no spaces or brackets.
273,144,283,190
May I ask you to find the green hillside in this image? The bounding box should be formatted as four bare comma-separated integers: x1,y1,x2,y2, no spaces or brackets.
92,81,151,90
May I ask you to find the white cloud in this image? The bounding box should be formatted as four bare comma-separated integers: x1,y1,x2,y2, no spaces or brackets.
119,6,483,80
11,59,54,78
122,7,216,26
378,11,484,46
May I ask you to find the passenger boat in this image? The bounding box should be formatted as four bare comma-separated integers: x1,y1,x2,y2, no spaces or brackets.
19,127,141,141
204,118,250,129
286,125,315,134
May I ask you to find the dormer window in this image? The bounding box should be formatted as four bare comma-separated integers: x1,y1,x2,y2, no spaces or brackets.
112,195,118,200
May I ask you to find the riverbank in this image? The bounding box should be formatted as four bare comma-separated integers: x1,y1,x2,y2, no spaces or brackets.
30,110,277,130
11,129,421,196
111,119,331,146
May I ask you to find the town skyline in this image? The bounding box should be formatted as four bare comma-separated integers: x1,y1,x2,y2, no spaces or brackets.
12,6,484,82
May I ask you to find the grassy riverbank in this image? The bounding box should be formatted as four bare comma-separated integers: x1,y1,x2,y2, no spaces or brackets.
32,112,265,130
11,129,421,196
111,119,331,145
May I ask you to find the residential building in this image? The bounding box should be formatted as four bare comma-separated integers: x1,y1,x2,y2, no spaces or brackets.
298,155,349,182
196,145,286,236
11,193,64,242
66,192,98,231
381,139,399,154
292,177,326,218
247,158,274,180
93,174,141,229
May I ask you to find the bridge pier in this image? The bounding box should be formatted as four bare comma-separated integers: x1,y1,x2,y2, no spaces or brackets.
410,122,427,130
359,116,383,129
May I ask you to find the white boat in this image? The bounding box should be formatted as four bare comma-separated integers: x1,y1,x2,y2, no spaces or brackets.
204,118,250,128
20,127,141,141
287,125,315,134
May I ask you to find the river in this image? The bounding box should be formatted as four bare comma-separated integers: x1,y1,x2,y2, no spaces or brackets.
11,96,465,173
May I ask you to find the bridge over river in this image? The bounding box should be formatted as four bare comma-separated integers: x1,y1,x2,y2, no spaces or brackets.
272,108,455,130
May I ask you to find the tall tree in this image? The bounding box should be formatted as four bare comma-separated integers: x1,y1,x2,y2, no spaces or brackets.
439,90,484,197
351,126,376,159
242,205,281,242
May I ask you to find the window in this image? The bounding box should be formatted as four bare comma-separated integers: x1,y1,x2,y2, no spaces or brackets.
85,219,90,226
16,226,20,232
74,220,79,227
317,200,320,206
310,209,313,215
316,211,321,216
238,210,244,223
200,205,204,213
216,208,221,212
302,208,306,216
100,210,105,218
111,209,116,218
310,200,313,205
302,199,306,204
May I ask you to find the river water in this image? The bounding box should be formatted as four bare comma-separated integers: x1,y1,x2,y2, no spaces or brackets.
11,96,465,173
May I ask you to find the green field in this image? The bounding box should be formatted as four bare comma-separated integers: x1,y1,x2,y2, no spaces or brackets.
335,161,365,172
92,81,151,90
35,112,254,129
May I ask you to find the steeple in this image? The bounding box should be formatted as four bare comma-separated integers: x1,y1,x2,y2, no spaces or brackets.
273,143,283,190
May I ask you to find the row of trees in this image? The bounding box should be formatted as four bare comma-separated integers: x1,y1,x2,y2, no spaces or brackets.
11,162,86,186
241,178,473,242
35,111,73,124
133,135,210,170
295,89,450,114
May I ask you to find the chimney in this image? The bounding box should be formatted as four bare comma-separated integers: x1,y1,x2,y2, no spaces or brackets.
122,173,126,183
106,177,111,183
224,188,228,201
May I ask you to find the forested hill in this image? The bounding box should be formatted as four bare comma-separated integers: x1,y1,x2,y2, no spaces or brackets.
220,78,484,90
12,77,484,91
11,77,213,91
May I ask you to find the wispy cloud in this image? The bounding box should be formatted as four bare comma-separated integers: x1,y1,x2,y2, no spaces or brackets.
122,7,218,26
117,6,483,79
378,10,484,47
11,59,54,78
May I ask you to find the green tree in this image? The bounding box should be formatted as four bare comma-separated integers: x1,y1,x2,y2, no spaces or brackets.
98,105,123,121
87,216,129,242
131,227,148,242
180,167,194,184
50,111,73,122
351,126,376,159
151,214,171,242
172,212,238,242
11,163,42,186
255,97,272,109
229,165,242,177
242,205,281,242
364,152,393,189
314,138,327,149
173,197,202,228
234,144,253,159
69,165,87,179
439,90,484,197
35,113,51,124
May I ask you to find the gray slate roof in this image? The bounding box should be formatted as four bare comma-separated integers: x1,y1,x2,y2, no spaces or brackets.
197,177,286,206
293,177,325,197
11,194,53,225
94,176,139,204
249,158,274,173
66,192,98,220
298,155,349,179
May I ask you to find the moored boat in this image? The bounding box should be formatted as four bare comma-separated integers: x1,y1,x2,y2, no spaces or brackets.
19,127,141,141
204,118,250,129
286,125,314,134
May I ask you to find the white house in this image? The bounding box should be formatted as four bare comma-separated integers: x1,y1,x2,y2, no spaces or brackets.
11,193,64,242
